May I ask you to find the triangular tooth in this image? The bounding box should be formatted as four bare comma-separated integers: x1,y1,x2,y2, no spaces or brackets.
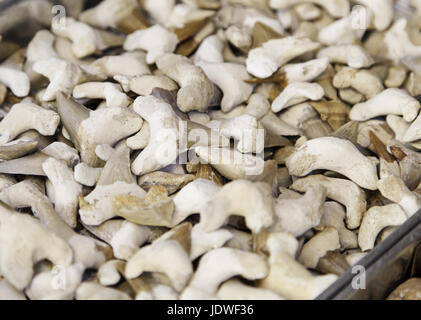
56,92,90,151
97,142,134,186
331,121,359,145
0,152,49,176
185,120,230,150
151,88,189,121
0,140,38,161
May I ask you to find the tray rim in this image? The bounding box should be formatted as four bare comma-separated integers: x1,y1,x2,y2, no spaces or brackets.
316,210,421,300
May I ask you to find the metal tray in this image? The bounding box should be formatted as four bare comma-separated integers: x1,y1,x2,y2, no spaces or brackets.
317,211,421,300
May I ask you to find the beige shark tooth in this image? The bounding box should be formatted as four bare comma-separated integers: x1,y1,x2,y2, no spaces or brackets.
83,219,151,261
79,143,147,226
113,185,174,227
0,152,50,176
56,91,90,152
138,171,195,194
56,92,142,167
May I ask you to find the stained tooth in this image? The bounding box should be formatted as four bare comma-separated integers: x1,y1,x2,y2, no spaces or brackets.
0,152,49,176
56,91,90,151
315,250,351,276
97,142,135,186
113,185,174,227
0,140,38,161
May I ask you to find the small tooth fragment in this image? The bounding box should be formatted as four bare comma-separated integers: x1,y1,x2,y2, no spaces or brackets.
156,53,218,113
316,250,351,276
292,175,366,229
125,239,193,292
131,95,228,175
0,66,30,97
84,219,151,261
172,179,221,226
138,171,195,194
194,147,265,180
299,227,341,269
52,17,124,58
286,137,379,190
42,158,82,228
113,186,174,227
73,82,130,108
0,101,60,144
114,75,178,96
89,52,150,78
198,180,275,233
190,224,233,260
317,45,374,69
271,82,325,113
246,37,321,78
350,89,421,123
0,147,78,176
124,25,179,64
56,92,142,167
181,247,268,299
33,58,105,101
309,101,350,131
358,204,407,251
74,163,101,187
197,62,254,112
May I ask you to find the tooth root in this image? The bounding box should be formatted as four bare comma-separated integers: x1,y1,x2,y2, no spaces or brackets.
0,152,49,176
56,92,90,151
97,142,134,186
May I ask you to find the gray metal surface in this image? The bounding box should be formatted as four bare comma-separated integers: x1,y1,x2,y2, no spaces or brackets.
317,211,421,300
